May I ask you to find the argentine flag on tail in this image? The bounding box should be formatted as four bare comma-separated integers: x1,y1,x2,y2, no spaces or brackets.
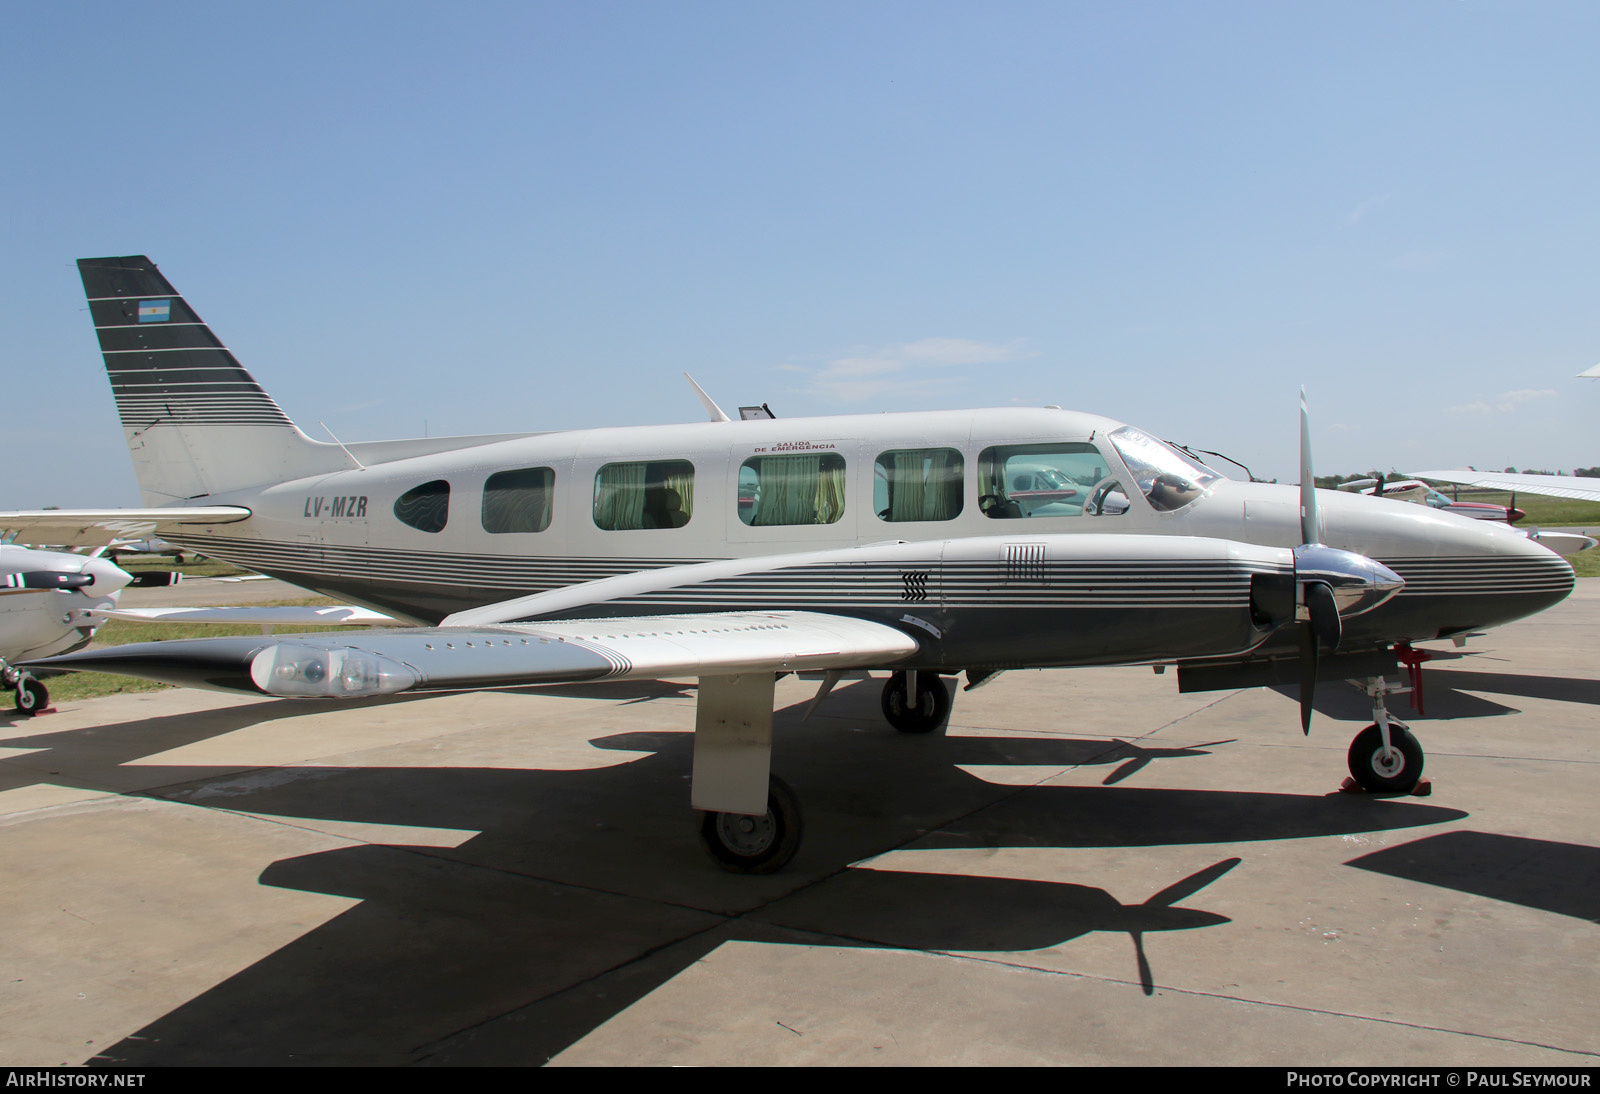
137,299,170,322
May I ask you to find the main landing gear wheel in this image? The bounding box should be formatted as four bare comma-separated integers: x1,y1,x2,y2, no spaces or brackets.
1347,723,1424,794
14,677,47,716
698,774,803,874
881,671,951,733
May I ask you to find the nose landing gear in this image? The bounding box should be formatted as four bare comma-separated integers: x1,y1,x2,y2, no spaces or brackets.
2,661,48,717
1345,674,1426,794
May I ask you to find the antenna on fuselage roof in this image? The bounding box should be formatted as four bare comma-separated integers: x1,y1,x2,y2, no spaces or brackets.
318,421,367,470
683,374,732,423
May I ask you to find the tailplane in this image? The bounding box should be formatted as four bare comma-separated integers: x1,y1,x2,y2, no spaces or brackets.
79,256,349,503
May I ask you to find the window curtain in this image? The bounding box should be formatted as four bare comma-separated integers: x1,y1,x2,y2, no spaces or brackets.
750,454,845,525
663,463,694,518
892,451,926,521
594,463,647,530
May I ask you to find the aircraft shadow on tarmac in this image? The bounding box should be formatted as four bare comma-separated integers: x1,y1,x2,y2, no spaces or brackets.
76,680,1469,1066
1271,664,1600,724
0,692,434,794
1346,830,1600,924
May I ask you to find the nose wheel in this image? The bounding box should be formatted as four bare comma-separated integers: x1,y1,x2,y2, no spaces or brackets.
15,677,48,716
3,661,47,717
1347,722,1424,793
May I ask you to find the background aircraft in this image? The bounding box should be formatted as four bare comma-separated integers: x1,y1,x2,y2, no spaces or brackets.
9,256,1582,870
0,544,177,714
1337,477,1525,523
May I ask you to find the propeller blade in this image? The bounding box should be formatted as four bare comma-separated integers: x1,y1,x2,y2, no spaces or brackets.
127,571,183,588
4,570,94,591
1298,620,1318,734
1299,388,1319,545
1306,580,1341,650
1298,582,1340,734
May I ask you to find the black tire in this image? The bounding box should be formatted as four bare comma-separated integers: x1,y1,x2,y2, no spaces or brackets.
14,677,47,716
698,774,803,874
1347,722,1424,794
880,671,951,733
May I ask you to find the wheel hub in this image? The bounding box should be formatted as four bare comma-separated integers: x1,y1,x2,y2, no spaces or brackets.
715,811,775,856
1370,747,1403,777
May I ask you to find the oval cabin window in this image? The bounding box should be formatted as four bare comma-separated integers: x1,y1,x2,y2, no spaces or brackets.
395,480,450,533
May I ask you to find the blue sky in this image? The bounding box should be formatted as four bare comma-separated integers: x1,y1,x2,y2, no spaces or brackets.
4,1,1597,507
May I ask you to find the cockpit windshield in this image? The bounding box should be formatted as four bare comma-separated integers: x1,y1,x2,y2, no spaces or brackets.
1107,426,1220,512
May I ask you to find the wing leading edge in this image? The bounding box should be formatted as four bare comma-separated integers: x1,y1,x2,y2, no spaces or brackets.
1409,470,1600,505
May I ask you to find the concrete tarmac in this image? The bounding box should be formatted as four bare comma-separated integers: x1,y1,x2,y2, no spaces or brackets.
0,584,1595,1066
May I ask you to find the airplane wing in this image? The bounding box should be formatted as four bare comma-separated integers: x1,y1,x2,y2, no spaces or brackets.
27,610,920,697
1408,470,1600,504
0,507,251,546
91,605,404,627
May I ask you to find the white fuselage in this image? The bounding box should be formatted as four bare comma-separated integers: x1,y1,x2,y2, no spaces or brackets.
148,406,1571,639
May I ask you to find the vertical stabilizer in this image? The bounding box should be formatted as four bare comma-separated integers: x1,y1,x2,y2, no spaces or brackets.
78,256,349,503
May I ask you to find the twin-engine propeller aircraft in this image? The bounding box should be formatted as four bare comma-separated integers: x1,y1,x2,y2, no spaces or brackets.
1338,477,1527,523
8,256,1579,872
0,543,178,714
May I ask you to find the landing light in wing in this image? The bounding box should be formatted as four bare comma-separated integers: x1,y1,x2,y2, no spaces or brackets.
249,643,417,698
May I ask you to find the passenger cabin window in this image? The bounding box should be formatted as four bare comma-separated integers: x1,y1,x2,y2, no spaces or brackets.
482,467,554,534
976,443,1118,519
593,460,694,530
395,480,450,533
738,452,846,526
874,448,963,522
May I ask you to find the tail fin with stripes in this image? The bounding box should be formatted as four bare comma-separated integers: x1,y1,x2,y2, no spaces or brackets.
78,256,347,503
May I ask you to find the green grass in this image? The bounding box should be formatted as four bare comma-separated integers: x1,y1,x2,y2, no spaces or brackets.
1571,550,1600,579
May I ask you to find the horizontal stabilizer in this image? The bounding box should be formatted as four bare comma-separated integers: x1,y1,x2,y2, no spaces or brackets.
92,605,402,626
1524,530,1598,556
0,507,251,547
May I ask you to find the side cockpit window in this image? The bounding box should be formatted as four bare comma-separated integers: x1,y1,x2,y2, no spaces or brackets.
395,480,450,533
976,443,1112,519
482,467,554,534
